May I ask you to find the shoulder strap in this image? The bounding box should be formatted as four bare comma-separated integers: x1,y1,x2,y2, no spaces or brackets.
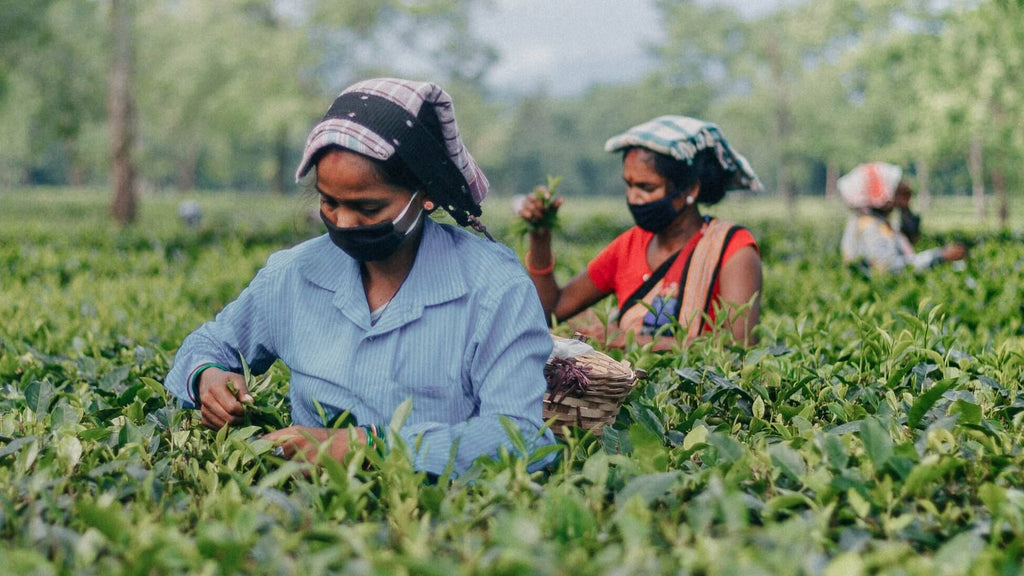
676,219,743,340
616,249,681,324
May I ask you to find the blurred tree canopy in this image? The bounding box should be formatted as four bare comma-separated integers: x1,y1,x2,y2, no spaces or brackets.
0,0,1020,225
0,0,492,195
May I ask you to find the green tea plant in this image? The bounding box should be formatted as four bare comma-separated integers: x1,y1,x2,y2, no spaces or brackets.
1,188,1023,573
510,175,564,239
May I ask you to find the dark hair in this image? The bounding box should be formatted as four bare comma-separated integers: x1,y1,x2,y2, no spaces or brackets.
628,147,733,205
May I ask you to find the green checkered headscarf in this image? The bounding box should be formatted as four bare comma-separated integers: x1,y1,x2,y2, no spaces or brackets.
604,116,762,193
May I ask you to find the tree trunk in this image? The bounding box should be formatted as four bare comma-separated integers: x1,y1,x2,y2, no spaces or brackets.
992,167,1008,229
765,33,794,211
776,163,794,210
824,161,838,200
968,136,985,221
108,0,137,225
68,139,85,188
914,156,930,212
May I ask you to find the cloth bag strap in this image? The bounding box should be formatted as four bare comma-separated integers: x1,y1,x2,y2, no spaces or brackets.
676,218,742,340
616,249,681,323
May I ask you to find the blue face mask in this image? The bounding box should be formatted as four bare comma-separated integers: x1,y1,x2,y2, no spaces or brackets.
628,187,685,232
322,192,423,262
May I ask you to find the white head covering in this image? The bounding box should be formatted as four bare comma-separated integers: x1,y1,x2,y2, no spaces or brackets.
837,162,903,210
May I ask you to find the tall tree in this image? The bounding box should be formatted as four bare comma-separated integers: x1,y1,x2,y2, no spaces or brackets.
654,0,850,205
918,0,1024,226
134,0,314,192
0,0,106,186
491,75,697,199
129,0,490,193
45,0,108,186
109,0,137,224
0,0,55,98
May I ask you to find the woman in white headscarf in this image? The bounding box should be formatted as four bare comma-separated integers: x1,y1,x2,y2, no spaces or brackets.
838,162,966,275
164,78,556,476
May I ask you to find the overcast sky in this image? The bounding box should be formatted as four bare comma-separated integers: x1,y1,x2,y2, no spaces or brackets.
471,0,785,97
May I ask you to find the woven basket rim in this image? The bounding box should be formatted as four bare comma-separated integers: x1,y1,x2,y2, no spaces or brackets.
544,334,639,437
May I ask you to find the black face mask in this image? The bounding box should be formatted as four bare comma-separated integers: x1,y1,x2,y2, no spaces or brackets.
321,192,424,262
628,187,685,233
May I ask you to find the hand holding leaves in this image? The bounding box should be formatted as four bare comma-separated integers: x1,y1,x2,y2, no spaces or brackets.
514,175,564,237
238,353,289,432
197,366,251,430
198,353,288,432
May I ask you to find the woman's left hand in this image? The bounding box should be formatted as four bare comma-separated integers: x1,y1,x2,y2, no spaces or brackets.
263,426,366,462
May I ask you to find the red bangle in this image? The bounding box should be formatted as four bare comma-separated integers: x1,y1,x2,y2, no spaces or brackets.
525,251,556,275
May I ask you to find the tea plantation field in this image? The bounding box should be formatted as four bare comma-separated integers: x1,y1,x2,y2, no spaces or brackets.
2,188,1024,574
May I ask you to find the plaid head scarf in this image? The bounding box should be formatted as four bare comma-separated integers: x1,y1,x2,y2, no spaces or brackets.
604,115,762,193
296,78,490,229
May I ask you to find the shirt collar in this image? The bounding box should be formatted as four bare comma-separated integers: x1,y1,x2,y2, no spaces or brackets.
298,218,468,330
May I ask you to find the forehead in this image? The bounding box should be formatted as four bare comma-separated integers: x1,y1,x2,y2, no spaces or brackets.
316,149,384,183
314,149,408,200
622,148,664,181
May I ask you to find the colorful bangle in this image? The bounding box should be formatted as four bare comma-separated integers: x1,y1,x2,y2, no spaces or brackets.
189,363,229,406
525,251,556,276
361,425,374,449
361,424,387,454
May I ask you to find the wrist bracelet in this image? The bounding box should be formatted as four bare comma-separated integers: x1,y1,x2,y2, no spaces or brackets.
361,424,386,454
525,251,556,276
190,363,229,405
361,424,375,449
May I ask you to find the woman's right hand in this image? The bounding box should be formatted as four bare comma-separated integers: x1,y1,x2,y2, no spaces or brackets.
943,243,968,262
517,194,563,236
197,367,253,430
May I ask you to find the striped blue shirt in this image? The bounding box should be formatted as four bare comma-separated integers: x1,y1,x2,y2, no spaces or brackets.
164,218,556,475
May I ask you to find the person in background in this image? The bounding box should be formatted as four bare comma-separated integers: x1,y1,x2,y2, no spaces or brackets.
893,181,921,245
839,162,967,275
517,116,764,350
163,78,555,476
177,199,202,229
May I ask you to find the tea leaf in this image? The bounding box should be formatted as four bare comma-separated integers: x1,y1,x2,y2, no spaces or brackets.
24,380,55,415
859,418,893,471
907,377,956,428
615,471,680,507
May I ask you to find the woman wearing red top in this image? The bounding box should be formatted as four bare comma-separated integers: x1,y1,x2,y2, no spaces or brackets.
518,116,763,349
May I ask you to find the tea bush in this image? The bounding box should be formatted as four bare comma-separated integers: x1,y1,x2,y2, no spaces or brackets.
1,188,1023,574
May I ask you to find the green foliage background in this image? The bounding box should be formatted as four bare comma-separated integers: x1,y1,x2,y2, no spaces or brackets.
1,0,1022,216
3,1,1024,572
2,189,1024,573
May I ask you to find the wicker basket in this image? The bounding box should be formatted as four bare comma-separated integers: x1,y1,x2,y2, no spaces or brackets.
543,334,640,439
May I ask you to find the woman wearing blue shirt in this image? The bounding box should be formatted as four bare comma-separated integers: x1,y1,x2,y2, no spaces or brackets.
164,78,555,476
